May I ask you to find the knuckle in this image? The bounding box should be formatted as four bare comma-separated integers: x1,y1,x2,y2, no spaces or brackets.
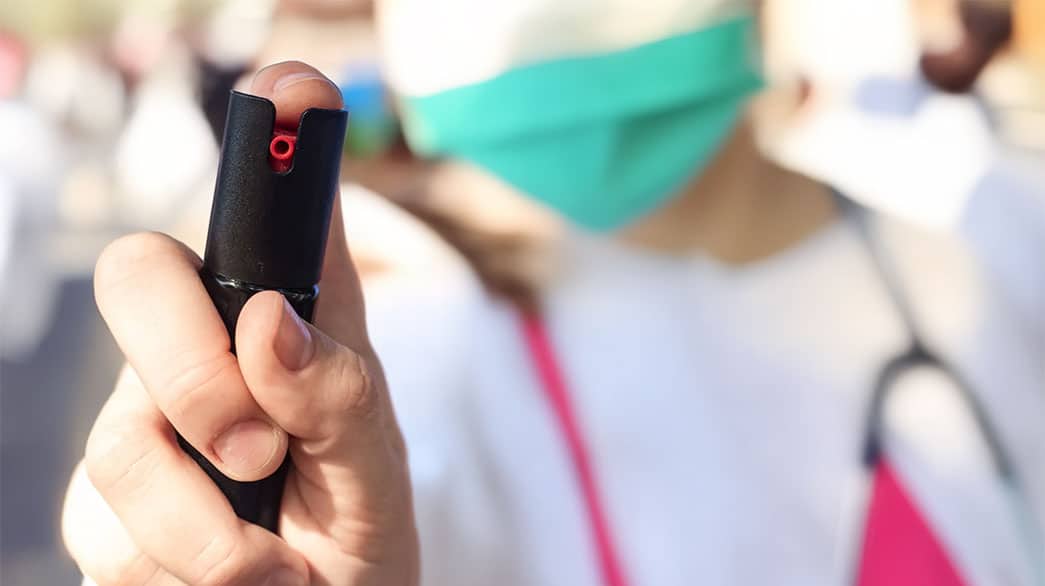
64,466,167,586
95,230,193,311
193,535,253,586
92,551,164,586
163,352,240,422
328,349,377,418
94,232,180,298
84,421,159,500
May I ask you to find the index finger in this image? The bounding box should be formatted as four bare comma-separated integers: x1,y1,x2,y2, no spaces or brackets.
84,367,307,585
94,232,286,482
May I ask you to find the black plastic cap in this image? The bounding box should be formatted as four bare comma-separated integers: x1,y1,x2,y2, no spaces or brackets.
204,91,348,289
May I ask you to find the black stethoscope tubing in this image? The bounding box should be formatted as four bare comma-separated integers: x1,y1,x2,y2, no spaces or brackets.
838,190,1045,584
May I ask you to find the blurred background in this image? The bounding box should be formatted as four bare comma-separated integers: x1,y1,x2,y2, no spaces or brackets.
0,0,1043,583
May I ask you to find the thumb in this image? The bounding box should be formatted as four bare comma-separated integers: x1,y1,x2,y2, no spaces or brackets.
243,64,415,570
235,290,409,515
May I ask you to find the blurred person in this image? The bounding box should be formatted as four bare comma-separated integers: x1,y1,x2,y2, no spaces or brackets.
916,0,1014,93
0,33,133,359
60,2,1045,586
0,39,74,359
0,98,65,359
914,0,1045,154
758,0,1016,223
765,0,1045,332
110,0,282,229
111,43,219,229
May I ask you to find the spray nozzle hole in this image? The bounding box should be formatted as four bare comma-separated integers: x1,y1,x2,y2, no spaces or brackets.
270,136,296,160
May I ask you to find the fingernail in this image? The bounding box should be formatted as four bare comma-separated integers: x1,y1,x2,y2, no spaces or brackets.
273,298,313,371
273,71,335,94
263,568,307,586
213,420,281,477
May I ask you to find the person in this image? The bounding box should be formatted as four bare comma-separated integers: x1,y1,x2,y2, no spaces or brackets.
61,1,1045,585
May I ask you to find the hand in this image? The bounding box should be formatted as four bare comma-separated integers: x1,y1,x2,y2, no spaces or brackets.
61,61,419,586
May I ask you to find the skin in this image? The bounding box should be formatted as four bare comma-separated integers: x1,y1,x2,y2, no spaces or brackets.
62,61,418,586
62,67,836,586
411,109,836,268
619,117,835,262
63,2,1039,583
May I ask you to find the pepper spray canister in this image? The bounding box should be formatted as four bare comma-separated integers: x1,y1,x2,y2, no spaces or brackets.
178,90,348,532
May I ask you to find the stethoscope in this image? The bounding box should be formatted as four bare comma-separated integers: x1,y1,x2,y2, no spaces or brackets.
526,192,1045,586
838,191,1045,585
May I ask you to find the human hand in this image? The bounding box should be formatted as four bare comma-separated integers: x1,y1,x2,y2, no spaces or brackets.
62,61,419,586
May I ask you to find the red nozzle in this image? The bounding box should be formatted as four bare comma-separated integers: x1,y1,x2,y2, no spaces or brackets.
269,132,297,172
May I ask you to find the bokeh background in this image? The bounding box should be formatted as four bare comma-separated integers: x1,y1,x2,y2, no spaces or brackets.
1,0,1043,583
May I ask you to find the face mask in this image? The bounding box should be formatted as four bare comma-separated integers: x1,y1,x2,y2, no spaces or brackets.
383,2,763,231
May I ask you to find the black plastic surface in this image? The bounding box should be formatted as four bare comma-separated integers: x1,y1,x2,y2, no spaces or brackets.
180,269,317,533
190,90,346,531
204,91,348,289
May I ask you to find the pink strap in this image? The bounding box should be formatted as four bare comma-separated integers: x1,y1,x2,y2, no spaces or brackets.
857,459,967,586
520,313,630,586
520,313,966,586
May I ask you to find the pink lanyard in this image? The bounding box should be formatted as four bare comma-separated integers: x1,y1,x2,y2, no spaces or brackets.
519,312,968,586
520,312,631,586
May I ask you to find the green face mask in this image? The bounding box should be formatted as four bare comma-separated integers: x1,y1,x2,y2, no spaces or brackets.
399,17,763,231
